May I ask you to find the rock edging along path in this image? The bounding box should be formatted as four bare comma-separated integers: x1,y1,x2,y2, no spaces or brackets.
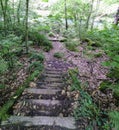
1,59,78,130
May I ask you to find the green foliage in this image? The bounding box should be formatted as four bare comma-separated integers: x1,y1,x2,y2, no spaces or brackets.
109,111,119,130
28,61,44,74
30,52,44,62
99,81,111,92
74,90,100,120
94,53,102,58
54,52,64,58
0,62,44,121
107,68,119,81
48,32,55,37
0,84,6,89
68,69,109,129
65,39,80,52
28,30,53,51
0,57,8,74
0,34,22,69
68,69,81,91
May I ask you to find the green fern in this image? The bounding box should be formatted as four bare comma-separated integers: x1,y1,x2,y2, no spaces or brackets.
0,58,8,74
109,111,119,130
30,53,44,62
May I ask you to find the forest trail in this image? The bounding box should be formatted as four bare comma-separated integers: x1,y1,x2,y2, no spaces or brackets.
1,38,79,130
1,37,109,130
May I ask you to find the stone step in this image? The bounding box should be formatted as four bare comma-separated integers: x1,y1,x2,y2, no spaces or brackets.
1,116,77,129
43,73,63,78
37,82,65,88
42,78,63,83
45,68,63,72
27,99,61,106
25,88,61,95
45,71,62,75
36,84,62,90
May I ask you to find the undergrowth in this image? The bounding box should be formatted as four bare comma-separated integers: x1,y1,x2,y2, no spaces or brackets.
68,69,111,130
54,52,64,58
65,39,80,52
0,51,44,121
28,29,53,52
86,25,119,130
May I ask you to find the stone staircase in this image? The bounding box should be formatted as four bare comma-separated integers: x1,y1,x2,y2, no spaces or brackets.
1,60,78,130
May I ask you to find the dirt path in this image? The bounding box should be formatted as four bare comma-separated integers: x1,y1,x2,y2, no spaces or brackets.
44,38,108,91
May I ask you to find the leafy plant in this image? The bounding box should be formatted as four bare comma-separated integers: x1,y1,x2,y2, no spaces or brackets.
54,52,64,58
28,61,44,73
30,52,44,62
68,69,108,129
0,58,8,74
109,111,119,130
65,39,80,52
28,29,53,51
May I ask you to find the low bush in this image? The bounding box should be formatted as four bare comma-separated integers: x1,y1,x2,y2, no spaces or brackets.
30,52,44,62
28,29,53,51
65,39,80,52
54,52,64,58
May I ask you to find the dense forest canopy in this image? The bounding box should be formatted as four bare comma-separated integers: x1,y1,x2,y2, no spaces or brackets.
0,0,119,130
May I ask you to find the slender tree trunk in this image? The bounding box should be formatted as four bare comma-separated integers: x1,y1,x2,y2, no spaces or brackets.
0,0,7,35
25,0,29,53
12,0,15,28
91,0,100,30
64,0,68,30
86,0,94,29
114,7,119,25
17,0,21,24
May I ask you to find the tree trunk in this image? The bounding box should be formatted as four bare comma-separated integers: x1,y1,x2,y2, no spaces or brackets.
0,0,8,36
91,0,100,30
17,0,21,24
114,7,119,25
25,0,29,53
64,0,68,30
86,0,94,29
12,0,15,28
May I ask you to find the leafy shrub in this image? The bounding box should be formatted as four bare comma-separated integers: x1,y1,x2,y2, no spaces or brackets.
28,61,43,73
94,53,102,58
0,34,22,69
109,111,119,130
0,58,8,74
54,52,64,58
28,29,53,51
99,81,112,92
30,52,44,62
48,32,55,37
88,26,119,103
68,69,108,129
65,39,80,51
0,84,6,89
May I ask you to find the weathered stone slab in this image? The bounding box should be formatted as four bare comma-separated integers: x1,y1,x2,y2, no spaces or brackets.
27,99,61,106
25,88,61,95
37,82,64,87
2,116,77,129
45,71,62,75
43,73,63,78
43,78,63,82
